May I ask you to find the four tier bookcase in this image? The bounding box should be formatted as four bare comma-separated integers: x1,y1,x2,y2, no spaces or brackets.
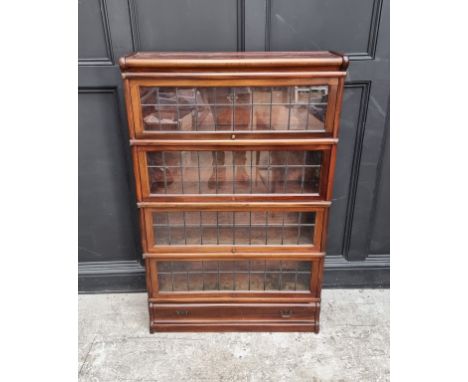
120,51,348,332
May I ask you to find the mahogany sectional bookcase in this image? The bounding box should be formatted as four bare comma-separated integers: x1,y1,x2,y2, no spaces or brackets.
120,52,348,332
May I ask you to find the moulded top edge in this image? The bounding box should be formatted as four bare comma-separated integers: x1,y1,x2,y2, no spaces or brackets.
119,51,349,72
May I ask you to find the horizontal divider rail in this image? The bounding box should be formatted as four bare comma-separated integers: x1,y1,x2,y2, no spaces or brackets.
138,201,331,210
149,297,321,304
143,252,325,259
130,138,339,148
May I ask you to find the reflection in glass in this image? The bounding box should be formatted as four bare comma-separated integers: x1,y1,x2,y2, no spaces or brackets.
140,85,328,132
152,211,315,246
147,150,322,195
157,260,312,291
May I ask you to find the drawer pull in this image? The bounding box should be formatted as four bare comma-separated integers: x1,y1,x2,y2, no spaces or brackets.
176,310,190,316
280,310,292,318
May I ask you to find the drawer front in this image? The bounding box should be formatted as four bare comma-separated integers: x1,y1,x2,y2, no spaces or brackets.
150,303,317,322
134,146,333,201
141,205,327,253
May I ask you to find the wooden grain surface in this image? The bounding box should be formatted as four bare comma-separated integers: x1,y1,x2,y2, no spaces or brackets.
120,51,348,332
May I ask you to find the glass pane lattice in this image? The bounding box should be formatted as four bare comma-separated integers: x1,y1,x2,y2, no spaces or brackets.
157,260,312,292
147,150,322,195
140,86,328,132
152,211,315,246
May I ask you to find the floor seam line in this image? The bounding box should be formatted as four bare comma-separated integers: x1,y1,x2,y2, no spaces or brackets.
79,335,97,376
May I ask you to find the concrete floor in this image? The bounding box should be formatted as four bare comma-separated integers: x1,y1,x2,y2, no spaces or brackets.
79,290,389,381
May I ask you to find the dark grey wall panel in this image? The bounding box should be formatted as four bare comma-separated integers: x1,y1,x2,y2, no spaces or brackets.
245,0,267,51
78,90,137,262
129,0,241,51
78,0,389,291
106,0,135,59
345,0,389,260
327,85,366,255
78,0,113,64
369,122,389,254
268,0,381,58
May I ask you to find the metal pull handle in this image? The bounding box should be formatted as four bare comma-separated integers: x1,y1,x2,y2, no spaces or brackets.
280,310,292,318
176,310,190,316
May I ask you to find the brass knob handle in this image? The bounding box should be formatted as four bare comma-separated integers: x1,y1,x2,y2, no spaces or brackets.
231,134,236,140
280,310,292,318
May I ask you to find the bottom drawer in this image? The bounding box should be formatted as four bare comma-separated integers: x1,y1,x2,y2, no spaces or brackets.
149,303,319,332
